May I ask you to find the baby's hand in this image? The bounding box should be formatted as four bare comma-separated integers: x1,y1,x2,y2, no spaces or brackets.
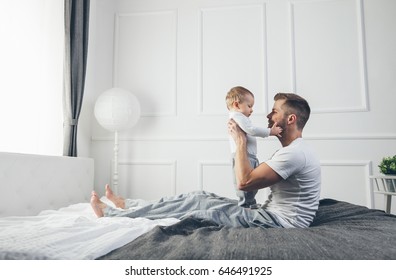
270,122,282,137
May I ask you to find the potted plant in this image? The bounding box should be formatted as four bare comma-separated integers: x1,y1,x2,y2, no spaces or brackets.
378,155,396,192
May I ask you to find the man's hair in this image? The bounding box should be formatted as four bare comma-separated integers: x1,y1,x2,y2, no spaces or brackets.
225,86,254,110
274,93,311,130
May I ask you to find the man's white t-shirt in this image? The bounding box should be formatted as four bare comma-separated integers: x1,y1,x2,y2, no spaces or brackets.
263,138,321,228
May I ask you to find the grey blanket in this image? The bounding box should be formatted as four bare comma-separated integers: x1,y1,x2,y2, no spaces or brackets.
98,199,396,260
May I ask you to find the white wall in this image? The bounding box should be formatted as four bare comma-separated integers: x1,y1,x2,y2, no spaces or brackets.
85,0,396,214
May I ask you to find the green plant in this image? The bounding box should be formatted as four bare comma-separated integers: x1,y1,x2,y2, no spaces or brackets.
379,155,396,175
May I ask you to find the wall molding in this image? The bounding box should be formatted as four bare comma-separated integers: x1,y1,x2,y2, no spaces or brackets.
197,3,268,116
196,159,375,207
113,159,177,195
92,133,396,142
289,0,369,113
320,159,373,208
197,160,230,191
113,10,178,117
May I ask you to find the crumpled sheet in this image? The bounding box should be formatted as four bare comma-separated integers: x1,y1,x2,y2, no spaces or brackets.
0,198,179,260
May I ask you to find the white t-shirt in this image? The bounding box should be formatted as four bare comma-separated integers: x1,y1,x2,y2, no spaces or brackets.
228,111,270,155
263,138,321,228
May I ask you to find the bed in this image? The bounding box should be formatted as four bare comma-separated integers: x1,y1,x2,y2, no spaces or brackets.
0,152,178,260
1,152,396,260
98,198,396,260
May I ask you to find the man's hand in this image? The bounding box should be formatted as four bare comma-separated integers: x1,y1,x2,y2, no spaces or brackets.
228,119,246,144
228,118,282,191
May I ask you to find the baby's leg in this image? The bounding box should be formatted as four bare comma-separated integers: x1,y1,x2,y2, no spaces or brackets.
233,155,260,208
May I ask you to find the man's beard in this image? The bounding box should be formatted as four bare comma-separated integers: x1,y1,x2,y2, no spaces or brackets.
268,117,287,133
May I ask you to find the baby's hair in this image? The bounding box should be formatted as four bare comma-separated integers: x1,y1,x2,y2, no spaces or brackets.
225,86,254,110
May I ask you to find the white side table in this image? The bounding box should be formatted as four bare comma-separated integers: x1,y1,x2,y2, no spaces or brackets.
370,175,396,214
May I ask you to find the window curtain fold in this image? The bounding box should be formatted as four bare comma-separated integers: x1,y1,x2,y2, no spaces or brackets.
63,0,90,157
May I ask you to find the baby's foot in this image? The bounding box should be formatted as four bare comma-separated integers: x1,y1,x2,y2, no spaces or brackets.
105,184,125,209
90,191,106,217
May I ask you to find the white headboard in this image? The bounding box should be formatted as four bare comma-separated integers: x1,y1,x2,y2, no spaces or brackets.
0,152,94,217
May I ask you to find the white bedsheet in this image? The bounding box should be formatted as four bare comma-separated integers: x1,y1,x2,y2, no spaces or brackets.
0,199,179,260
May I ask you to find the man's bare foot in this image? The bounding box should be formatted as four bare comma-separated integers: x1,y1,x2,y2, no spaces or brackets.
90,191,107,218
105,184,125,209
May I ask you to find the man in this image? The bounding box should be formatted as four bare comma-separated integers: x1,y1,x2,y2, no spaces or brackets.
229,93,321,228
91,93,321,229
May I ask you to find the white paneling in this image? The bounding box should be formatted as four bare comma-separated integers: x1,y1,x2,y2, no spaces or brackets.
199,4,268,115
290,0,368,113
89,0,396,215
198,161,234,198
115,160,177,200
114,10,177,116
320,160,372,207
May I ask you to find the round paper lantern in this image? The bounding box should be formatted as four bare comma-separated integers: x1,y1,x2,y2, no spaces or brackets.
94,88,141,131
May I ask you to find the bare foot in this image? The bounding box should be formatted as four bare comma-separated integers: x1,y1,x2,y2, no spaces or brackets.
90,191,106,217
105,184,125,209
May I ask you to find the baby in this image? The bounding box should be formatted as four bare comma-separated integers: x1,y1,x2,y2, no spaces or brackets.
226,86,282,208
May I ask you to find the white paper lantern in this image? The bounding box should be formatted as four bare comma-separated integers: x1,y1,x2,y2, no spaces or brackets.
94,87,140,132
94,87,141,195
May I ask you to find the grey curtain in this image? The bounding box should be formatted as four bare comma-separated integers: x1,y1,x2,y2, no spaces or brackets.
63,0,90,156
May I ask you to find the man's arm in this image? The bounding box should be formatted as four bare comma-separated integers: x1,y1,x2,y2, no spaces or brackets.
228,119,283,191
